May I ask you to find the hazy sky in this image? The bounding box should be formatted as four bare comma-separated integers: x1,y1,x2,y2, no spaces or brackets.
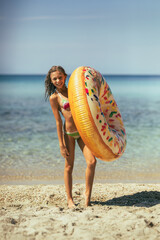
0,0,160,74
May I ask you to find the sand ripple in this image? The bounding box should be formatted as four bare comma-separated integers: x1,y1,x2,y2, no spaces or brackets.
0,183,160,240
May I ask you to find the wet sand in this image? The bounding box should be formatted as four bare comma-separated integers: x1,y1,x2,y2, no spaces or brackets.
0,183,160,240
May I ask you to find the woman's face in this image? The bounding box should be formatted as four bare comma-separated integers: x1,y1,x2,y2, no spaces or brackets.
50,71,66,89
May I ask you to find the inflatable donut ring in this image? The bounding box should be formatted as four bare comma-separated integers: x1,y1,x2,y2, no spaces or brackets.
68,66,127,161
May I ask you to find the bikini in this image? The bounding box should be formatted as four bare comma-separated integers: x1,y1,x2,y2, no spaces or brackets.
56,90,80,139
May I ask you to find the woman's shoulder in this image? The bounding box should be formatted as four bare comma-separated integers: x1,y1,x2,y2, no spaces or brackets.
49,92,58,104
50,91,57,100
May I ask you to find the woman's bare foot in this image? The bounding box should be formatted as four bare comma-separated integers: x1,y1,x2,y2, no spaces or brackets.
68,199,76,208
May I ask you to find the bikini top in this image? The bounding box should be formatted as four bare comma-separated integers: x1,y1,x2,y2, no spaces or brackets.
56,90,70,111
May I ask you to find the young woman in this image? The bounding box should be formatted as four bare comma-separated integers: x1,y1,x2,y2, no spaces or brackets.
45,66,96,208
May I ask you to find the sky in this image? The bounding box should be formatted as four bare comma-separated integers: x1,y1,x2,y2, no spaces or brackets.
0,0,160,75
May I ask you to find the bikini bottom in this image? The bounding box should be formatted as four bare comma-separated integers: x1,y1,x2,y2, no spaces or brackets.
63,122,80,139
65,130,80,139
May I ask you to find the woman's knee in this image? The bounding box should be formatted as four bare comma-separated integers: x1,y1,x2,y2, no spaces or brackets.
87,157,96,169
65,163,74,174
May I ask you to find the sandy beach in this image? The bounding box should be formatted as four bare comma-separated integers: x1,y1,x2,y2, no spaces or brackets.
0,183,160,240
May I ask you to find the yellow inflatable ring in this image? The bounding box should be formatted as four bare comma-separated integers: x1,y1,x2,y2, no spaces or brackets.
68,66,127,161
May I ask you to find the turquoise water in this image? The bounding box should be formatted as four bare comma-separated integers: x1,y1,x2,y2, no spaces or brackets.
0,75,160,184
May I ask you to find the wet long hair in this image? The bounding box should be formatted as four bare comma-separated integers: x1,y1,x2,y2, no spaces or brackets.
45,66,67,100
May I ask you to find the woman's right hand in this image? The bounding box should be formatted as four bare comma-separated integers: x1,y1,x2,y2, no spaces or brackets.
60,145,69,158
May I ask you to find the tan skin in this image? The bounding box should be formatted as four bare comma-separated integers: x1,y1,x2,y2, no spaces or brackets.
49,71,96,208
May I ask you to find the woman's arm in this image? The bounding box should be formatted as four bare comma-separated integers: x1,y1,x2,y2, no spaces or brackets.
49,94,69,158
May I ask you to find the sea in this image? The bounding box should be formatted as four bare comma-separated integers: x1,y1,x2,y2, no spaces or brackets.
0,74,160,184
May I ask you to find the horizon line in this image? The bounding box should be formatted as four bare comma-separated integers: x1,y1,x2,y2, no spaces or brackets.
0,73,160,77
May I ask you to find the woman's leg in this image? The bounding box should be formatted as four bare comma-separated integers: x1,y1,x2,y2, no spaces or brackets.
77,138,96,206
64,133,75,208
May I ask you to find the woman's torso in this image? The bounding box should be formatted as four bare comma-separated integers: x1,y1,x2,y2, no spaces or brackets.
55,90,77,133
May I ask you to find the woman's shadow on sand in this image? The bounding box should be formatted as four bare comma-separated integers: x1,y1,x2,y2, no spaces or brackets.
91,191,160,207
